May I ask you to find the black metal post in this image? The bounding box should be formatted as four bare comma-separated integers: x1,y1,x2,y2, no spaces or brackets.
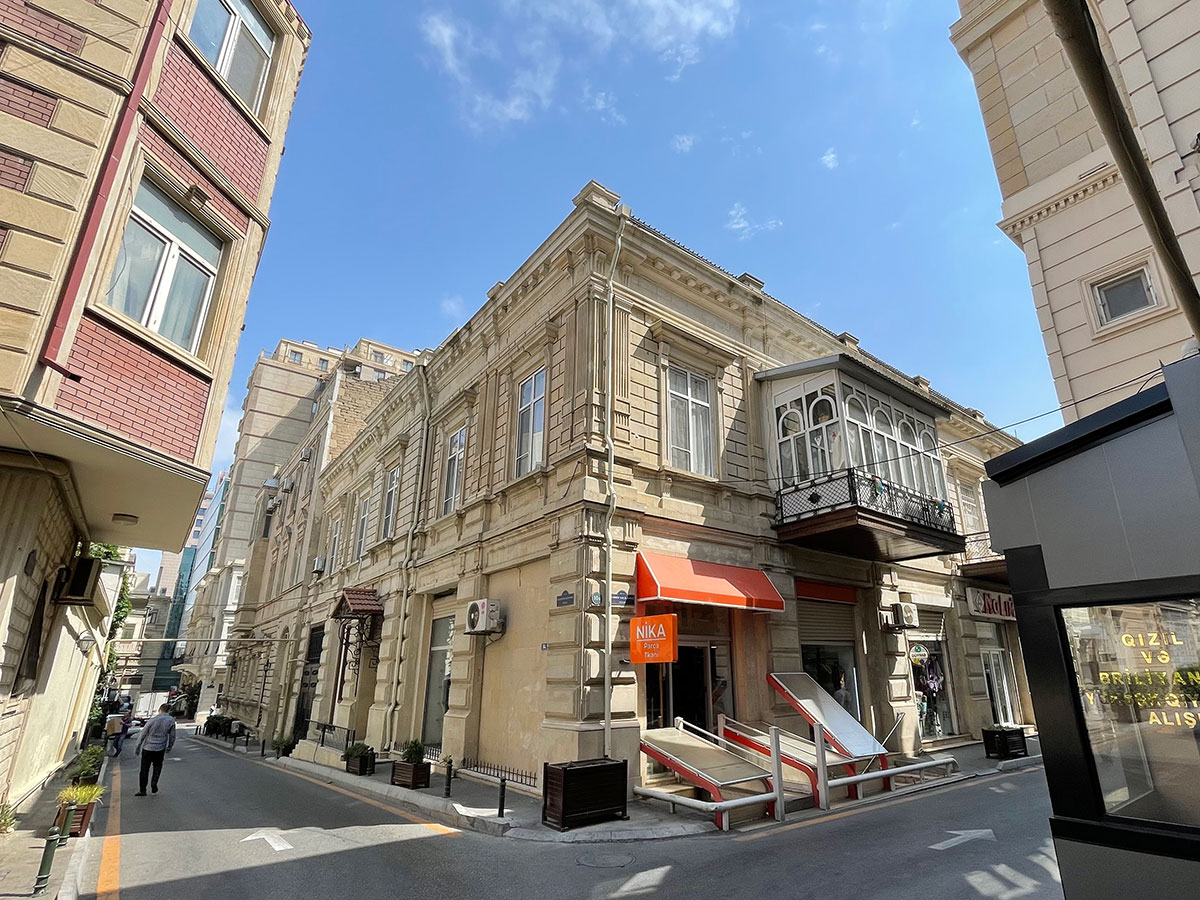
57,802,75,847
32,826,61,895
444,759,453,797
260,739,266,756
256,658,271,727
847,468,858,505
498,777,506,817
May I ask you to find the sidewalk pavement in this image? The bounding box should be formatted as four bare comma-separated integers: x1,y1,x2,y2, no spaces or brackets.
0,750,108,900
901,734,1043,779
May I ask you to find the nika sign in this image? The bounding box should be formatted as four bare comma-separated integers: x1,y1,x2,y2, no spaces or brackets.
630,614,678,665
967,587,1016,621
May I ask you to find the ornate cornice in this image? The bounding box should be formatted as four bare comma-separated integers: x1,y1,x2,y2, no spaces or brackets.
999,167,1121,237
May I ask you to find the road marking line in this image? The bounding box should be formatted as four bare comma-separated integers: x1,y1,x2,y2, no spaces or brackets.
96,761,121,900
190,737,458,836
734,765,1043,842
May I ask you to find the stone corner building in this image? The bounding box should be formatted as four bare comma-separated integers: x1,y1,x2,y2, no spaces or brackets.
0,0,309,807
224,182,1032,789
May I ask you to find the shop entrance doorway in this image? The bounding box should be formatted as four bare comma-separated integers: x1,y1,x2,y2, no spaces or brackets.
981,648,1020,726
646,640,733,733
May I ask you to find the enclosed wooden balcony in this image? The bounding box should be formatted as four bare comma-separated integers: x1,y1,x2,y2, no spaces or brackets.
775,468,964,562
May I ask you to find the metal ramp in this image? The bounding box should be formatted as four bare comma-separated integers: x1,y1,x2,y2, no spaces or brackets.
638,720,779,829
767,672,890,778
720,716,865,801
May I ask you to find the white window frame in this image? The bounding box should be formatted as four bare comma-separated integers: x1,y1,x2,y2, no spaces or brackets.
355,494,369,559
193,0,275,111
328,518,340,573
382,466,399,538
514,367,546,478
292,541,304,586
668,365,714,477
1093,268,1156,326
288,349,302,364
318,358,329,372
108,185,221,355
442,425,466,516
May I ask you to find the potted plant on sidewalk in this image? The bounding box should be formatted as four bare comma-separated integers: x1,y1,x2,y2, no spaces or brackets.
271,736,296,759
981,723,1028,760
56,785,104,837
343,742,376,776
0,802,16,835
390,740,431,789
71,747,105,785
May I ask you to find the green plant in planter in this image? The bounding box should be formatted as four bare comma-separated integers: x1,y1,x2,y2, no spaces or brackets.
0,802,16,834
342,742,374,761
399,740,425,764
271,736,292,753
72,746,105,778
57,784,105,807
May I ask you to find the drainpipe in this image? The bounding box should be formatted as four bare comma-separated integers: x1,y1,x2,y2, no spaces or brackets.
1042,0,1200,338
40,0,176,373
382,361,432,750
602,211,628,760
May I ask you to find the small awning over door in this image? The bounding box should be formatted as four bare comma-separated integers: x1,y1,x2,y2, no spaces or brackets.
636,552,785,612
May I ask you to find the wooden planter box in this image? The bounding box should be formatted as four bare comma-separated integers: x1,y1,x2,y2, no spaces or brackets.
982,727,1028,760
345,753,376,776
542,758,628,832
56,802,96,838
391,760,431,789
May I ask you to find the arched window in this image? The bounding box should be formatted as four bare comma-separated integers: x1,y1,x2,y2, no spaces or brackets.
845,397,872,470
808,397,837,475
777,407,807,485
872,410,901,483
919,431,945,497
898,421,919,489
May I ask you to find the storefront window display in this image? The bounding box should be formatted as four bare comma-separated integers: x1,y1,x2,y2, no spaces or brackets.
910,642,954,740
1062,598,1200,828
802,644,861,719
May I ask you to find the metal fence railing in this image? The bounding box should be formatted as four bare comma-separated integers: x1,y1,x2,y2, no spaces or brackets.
958,531,1003,564
423,744,442,763
777,468,958,535
459,757,538,787
306,721,355,753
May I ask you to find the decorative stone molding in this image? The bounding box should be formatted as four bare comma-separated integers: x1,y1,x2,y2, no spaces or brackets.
1000,167,1122,237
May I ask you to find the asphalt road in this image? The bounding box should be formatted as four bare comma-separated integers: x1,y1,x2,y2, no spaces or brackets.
79,735,1064,900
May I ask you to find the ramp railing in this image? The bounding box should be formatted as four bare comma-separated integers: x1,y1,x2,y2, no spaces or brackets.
811,722,959,809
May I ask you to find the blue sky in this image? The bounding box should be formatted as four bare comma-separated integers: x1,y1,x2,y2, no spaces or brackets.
138,0,1062,578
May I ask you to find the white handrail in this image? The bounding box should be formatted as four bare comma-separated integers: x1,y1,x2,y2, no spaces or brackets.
633,786,779,832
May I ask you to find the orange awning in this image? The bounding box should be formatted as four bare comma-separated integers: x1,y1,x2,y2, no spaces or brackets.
636,552,785,612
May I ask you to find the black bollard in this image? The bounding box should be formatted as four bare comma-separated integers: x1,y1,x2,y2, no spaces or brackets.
444,759,453,798
498,777,507,818
57,802,76,847
32,826,61,895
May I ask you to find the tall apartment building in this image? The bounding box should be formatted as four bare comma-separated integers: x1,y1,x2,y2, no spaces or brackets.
224,183,1025,790
180,339,416,717
0,0,310,806
951,0,1200,420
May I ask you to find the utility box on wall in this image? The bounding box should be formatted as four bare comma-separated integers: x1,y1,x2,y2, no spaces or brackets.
983,354,1200,899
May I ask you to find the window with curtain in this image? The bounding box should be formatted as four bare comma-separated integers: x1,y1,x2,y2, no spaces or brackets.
776,403,806,486
515,368,546,477
442,425,466,515
382,466,399,538
189,0,275,110
668,365,714,476
105,180,223,354
355,495,369,558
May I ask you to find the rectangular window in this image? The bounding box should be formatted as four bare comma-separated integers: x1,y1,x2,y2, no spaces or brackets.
402,360,414,372
382,466,399,538
288,349,302,364
515,367,546,478
318,358,329,372
372,351,385,363
375,370,387,382
355,495,369,558
328,519,340,572
292,544,304,585
443,426,466,516
668,366,714,476
105,180,222,354
1062,599,1200,828
189,0,274,110
1094,269,1156,325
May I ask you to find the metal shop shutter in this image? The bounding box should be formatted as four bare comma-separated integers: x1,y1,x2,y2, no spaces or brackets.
916,608,946,640
796,600,856,645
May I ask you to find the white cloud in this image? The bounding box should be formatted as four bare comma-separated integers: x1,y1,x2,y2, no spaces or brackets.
440,295,466,319
725,202,782,240
910,111,921,127
672,133,697,152
814,43,840,63
808,21,827,33
425,2,740,129
583,83,625,124
820,147,839,169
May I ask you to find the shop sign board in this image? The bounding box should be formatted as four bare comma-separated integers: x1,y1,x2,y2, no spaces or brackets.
967,587,1016,621
630,614,677,665
909,643,930,663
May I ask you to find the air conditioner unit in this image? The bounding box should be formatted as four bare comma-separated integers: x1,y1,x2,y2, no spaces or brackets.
892,602,919,630
266,496,278,511
281,478,295,493
312,556,326,574
300,448,313,462
464,598,502,635
57,557,103,605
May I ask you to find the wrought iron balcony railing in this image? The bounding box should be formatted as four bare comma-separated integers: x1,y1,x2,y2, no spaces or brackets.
306,721,355,753
777,468,958,535
958,531,1003,564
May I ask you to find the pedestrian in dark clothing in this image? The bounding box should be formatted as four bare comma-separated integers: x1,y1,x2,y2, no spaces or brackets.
135,704,176,796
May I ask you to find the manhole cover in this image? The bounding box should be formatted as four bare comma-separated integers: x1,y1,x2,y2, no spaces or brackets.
576,852,635,868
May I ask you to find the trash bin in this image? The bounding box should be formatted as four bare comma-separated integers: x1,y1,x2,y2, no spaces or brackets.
541,758,628,832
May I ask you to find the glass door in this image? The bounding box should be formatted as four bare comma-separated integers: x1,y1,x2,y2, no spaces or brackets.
420,615,455,749
981,648,1020,726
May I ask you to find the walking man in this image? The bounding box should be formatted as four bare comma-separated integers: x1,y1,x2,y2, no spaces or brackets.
134,704,176,796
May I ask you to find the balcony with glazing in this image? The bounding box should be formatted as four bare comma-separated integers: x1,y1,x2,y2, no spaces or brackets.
759,355,965,562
